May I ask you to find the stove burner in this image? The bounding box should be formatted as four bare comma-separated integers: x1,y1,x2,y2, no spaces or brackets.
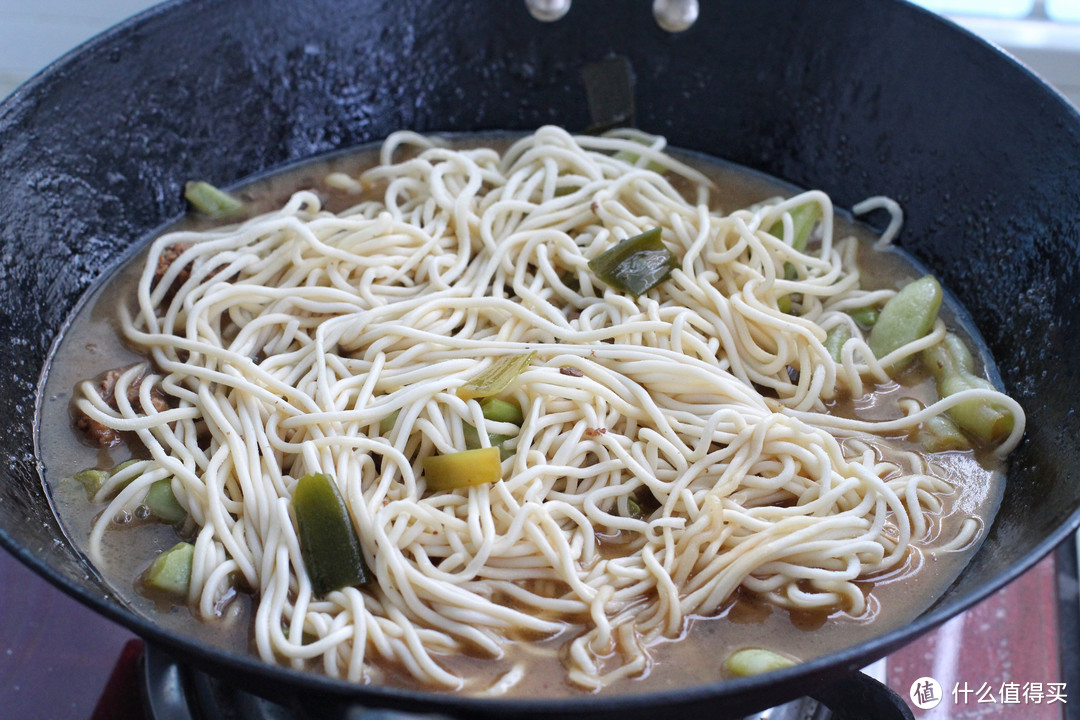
139,645,913,720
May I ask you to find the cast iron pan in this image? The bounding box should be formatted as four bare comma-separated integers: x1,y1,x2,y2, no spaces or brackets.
1,1,1079,718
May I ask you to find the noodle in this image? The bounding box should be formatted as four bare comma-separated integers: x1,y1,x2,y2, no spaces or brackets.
72,125,1024,691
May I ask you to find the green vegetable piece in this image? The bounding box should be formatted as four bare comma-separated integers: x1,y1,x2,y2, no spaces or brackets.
72,468,109,497
184,180,244,218
71,459,140,499
144,542,194,597
848,306,879,328
922,334,1014,445
824,325,851,363
768,205,819,311
146,479,187,524
916,412,972,452
867,275,943,364
625,496,644,520
457,352,537,400
480,397,525,425
379,410,400,435
768,202,821,252
293,473,369,597
612,149,667,174
463,424,512,451
587,228,677,297
725,648,797,677
423,447,502,491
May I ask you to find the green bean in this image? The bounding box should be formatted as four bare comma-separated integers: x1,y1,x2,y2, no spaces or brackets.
867,275,942,365
71,459,139,499
769,203,821,312
463,398,525,460
824,325,851,362
612,149,667,174
379,410,400,435
612,137,667,174
480,397,525,425
768,202,820,253
848,306,879,328
922,333,1014,444
143,542,194,597
725,648,797,677
916,412,971,452
71,468,109,498
463,424,513,458
145,479,187,524
183,181,244,218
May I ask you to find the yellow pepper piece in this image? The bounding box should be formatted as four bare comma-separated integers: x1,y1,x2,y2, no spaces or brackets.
423,447,502,491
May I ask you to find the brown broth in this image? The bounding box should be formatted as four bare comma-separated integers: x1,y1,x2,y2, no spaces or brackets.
36,136,1006,697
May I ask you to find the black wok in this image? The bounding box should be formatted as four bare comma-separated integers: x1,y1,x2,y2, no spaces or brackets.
1,0,1079,718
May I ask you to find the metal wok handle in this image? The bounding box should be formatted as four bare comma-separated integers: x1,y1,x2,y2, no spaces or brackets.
525,0,700,32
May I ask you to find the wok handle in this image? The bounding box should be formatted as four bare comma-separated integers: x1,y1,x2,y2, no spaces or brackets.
524,0,700,32
810,670,916,720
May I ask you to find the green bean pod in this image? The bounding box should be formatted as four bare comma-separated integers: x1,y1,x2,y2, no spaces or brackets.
184,180,244,218
143,542,194,597
479,397,525,425
867,275,942,366
768,201,821,253
769,203,821,313
848,306,879,328
824,325,851,362
922,333,1014,445
145,479,187,524
916,412,972,452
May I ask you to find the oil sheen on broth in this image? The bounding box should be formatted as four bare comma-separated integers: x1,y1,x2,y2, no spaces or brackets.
37,136,1007,697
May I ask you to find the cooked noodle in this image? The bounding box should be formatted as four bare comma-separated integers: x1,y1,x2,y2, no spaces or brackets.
74,126,1024,691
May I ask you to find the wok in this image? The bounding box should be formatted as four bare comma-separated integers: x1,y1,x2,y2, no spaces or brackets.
1,0,1078,717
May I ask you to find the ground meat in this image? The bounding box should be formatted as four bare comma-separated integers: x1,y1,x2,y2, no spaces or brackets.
73,366,168,447
153,242,194,293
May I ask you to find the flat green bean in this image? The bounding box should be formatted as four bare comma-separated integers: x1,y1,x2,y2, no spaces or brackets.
145,479,187,524
183,181,244,218
867,275,942,366
848,306,879,328
922,333,1013,445
144,542,194,597
824,325,851,362
916,412,971,452
768,202,820,252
